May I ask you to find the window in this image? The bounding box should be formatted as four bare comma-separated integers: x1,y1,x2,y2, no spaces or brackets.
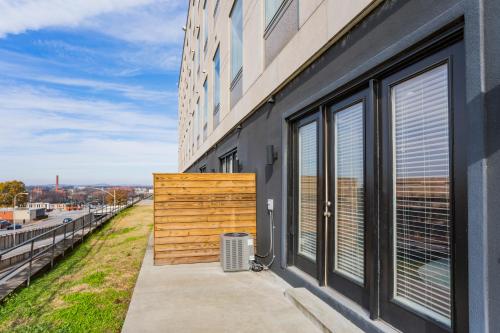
193,109,197,150
265,0,284,27
195,34,200,73
230,0,243,83
213,0,220,17
195,100,200,148
334,102,365,283
213,46,220,127
203,79,208,141
220,150,237,173
298,121,318,262
392,64,452,326
203,0,208,52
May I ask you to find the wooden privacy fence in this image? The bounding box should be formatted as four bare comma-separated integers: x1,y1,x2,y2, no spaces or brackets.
153,173,256,265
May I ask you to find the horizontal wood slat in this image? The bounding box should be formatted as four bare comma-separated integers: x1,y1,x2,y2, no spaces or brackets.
155,226,257,238
155,187,256,195
155,221,256,230
155,214,255,224
154,173,256,265
154,173,254,181
155,193,256,202
155,200,256,209
155,207,256,217
154,234,257,245
155,180,255,188
155,256,220,265
155,242,220,252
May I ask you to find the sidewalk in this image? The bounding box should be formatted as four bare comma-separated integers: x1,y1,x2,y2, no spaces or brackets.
122,235,320,333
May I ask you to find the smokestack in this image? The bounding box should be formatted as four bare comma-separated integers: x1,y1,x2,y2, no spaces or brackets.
56,175,59,192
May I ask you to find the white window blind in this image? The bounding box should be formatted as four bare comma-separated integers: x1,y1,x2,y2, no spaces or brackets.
298,121,317,261
392,64,452,326
230,0,243,81
334,102,365,283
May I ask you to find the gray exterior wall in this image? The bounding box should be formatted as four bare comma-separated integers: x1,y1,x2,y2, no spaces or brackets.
186,0,499,331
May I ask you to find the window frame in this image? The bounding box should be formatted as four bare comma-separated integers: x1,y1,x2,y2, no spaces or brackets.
230,0,243,87
326,88,371,309
203,78,208,141
219,149,238,173
213,0,220,18
264,0,289,32
289,110,325,279
203,0,209,54
213,45,221,127
377,43,467,333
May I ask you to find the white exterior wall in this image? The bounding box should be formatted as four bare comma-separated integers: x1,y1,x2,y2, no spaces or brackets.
178,0,380,171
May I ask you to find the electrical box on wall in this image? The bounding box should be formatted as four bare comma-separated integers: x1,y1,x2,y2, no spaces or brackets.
267,199,274,211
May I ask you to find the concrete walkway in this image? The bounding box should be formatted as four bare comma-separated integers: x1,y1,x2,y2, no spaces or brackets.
122,236,320,333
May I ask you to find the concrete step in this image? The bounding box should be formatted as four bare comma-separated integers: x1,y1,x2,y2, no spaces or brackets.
285,288,364,333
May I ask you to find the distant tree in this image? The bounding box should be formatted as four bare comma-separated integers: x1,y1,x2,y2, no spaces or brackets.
0,181,28,207
105,189,131,205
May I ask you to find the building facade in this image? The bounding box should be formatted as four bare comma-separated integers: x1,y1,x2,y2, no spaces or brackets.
13,208,46,224
178,1,500,332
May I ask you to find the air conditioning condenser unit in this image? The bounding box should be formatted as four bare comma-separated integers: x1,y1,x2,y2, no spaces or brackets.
220,232,254,272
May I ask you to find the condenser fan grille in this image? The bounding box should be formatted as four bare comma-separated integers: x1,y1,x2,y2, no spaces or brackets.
220,232,251,272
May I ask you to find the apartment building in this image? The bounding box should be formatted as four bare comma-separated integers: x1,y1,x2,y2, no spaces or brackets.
177,1,500,332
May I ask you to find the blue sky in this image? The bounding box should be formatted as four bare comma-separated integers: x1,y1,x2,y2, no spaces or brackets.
0,0,187,185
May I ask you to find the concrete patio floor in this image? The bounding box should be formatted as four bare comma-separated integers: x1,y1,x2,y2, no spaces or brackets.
122,235,321,333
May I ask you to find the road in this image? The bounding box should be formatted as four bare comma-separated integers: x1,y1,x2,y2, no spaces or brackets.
0,207,111,235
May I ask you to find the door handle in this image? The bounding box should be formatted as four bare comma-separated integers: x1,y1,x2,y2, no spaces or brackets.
324,201,332,218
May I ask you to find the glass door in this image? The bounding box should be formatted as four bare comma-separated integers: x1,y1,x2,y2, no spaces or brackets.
379,43,467,332
326,90,370,308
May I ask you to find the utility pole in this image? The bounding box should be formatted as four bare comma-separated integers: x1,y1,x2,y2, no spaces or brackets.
88,187,116,209
12,192,30,246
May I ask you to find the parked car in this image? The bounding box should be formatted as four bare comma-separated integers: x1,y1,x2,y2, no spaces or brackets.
7,224,22,230
0,220,11,229
63,218,73,224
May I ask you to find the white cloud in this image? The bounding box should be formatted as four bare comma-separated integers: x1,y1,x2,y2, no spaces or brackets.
28,76,177,102
0,84,178,184
82,1,186,45
0,0,186,46
0,0,150,37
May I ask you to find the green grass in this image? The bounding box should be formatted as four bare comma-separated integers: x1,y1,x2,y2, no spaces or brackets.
0,205,153,333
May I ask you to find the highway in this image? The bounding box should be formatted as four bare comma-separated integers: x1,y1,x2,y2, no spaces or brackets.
0,207,107,235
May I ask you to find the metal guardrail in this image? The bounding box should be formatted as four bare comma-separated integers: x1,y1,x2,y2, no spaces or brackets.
0,197,145,287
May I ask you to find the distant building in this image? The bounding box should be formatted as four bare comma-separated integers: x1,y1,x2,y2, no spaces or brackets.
28,202,51,210
13,208,46,224
27,202,82,211
0,209,13,222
